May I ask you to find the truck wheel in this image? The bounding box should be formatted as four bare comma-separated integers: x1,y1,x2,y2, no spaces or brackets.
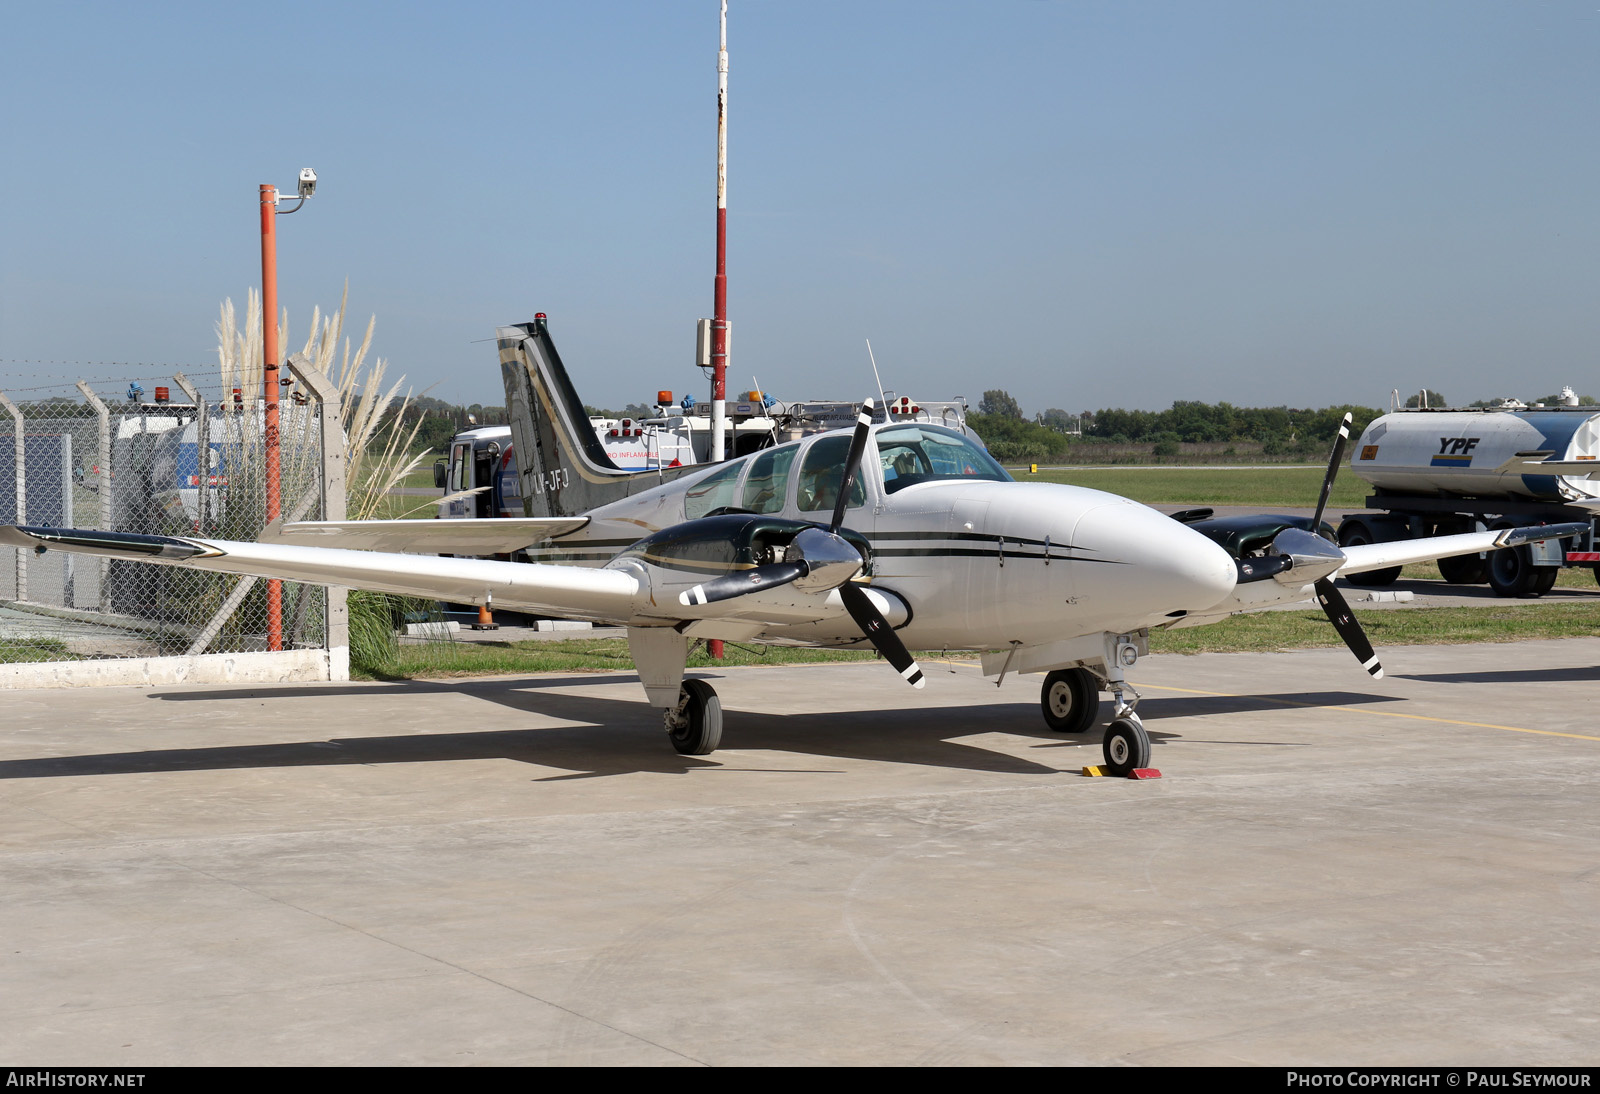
1531,566,1558,596
1487,544,1539,597
1437,552,1488,585
1339,521,1401,587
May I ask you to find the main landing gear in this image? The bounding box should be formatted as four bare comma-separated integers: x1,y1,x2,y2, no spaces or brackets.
629,628,724,755
664,679,723,755
1041,668,1100,734
1039,634,1152,777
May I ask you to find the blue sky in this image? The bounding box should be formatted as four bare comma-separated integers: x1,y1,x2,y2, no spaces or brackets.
2,1,1597,415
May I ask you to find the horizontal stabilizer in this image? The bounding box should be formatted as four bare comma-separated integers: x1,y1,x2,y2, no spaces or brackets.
264,516,590,554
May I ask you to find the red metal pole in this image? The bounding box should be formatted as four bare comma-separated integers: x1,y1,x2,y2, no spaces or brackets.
259,184,284,651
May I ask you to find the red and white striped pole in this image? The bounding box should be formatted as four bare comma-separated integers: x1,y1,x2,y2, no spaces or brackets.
709,0,729,464
708,2,731,662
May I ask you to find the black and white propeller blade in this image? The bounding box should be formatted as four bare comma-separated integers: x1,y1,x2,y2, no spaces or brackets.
1314,579,1383,679
829,400,876,534
839,582,925,688
1310,412,1382,677
680,562,809,606
1310,411,1352,534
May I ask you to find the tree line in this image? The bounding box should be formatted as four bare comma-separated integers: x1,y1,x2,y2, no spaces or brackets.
968,387,1597,464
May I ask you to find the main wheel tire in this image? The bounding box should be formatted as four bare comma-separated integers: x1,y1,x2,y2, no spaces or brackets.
1488,544,1539,597
1437,552,1489,585
667,679,723,755
1339,522,1401,587
1102,717,1151,777
1041,668,1100,733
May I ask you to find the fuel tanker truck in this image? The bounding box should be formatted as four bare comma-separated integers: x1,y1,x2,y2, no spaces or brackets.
1339,401,1600,596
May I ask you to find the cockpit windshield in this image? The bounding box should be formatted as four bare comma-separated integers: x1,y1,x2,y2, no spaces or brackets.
875,425,1011,495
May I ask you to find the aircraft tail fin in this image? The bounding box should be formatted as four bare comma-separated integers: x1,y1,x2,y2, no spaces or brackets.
497,316,697,517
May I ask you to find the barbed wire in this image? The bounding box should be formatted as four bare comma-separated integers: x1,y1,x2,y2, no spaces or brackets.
0,364,280,400
0,363,215,394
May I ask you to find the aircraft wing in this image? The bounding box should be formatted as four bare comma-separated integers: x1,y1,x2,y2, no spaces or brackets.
1338,523,1587,576
0,525,639,621
262,516,591,554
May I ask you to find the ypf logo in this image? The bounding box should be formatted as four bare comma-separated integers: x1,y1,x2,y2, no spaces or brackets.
1430,437,1479,467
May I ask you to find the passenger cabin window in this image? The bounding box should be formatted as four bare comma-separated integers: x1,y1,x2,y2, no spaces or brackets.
797,435,868,513
740,445,798,514
682,459,748,519
876,425,1011,495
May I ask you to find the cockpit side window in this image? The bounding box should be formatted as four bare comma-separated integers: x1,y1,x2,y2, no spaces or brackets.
682,459,748,519
740,444,798,514
876,425,1011,495
797,435,868,513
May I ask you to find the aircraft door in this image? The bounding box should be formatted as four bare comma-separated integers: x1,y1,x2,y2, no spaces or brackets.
948,496,1000,638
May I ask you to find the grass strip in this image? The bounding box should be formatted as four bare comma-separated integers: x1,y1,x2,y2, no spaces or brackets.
1152,604,1600,655
355,637,878,681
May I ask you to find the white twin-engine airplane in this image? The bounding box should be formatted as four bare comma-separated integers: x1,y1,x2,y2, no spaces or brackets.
1,316,1583,775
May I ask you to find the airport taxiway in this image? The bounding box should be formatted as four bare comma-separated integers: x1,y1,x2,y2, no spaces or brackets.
3,639,1599,1065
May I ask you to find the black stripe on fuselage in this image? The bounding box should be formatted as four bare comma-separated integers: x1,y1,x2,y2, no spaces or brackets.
871,547,1125,563
865,530,1081,550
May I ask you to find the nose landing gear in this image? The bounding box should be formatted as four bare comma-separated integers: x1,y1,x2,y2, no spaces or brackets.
1102,713,1151,777
1099,633,1153,776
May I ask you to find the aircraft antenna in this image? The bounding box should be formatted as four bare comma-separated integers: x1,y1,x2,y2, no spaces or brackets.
866,339,888,419
752,373,779,447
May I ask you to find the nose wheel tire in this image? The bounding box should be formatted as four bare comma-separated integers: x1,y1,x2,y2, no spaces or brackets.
1041,668,1100,733
1102,717,1151,777
665,679,723,755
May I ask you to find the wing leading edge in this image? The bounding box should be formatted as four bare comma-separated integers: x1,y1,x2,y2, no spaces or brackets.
0,525,640,621
262,516,591,554
1337,523,1588,576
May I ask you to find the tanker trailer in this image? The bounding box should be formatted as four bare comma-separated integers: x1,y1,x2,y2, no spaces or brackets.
1339,406,1600,596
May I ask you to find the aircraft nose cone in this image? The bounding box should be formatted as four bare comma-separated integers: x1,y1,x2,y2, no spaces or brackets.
1075,503,1237,613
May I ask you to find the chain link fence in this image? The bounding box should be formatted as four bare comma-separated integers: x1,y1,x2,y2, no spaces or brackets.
1,366,345,679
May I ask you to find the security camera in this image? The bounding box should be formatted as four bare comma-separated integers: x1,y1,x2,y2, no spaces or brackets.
298,168,317,199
